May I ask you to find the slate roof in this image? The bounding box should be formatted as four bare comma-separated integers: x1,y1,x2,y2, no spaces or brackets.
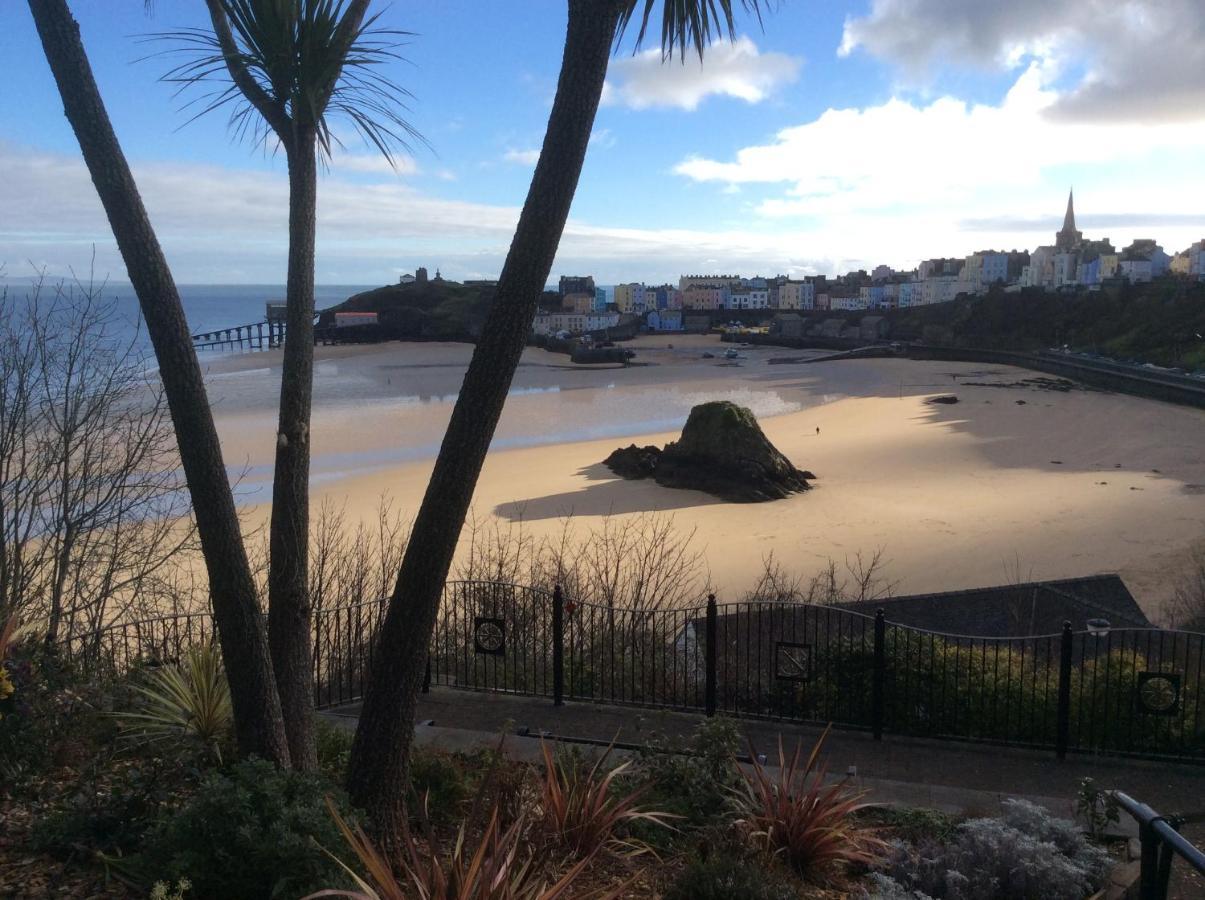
838,574,1149,636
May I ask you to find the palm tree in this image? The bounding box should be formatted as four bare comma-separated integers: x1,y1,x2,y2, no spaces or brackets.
155,0,422,769
27,0,290,765
346,0,765,840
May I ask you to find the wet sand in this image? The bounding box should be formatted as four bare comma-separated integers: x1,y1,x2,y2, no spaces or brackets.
204,335,1205,621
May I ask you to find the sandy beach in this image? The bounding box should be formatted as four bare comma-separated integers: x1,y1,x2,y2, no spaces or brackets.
202,335,1205,622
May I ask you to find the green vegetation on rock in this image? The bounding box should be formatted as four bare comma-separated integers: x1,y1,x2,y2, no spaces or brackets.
324,280,498,341
888,280,1205,369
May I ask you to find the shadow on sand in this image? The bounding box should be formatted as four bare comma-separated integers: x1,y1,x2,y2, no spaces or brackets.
492,462,723,522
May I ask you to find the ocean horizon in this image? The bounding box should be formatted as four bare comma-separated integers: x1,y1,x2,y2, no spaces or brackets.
0,277,375,354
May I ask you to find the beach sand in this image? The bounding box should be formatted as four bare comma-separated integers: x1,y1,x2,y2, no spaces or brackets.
203,335,1205,622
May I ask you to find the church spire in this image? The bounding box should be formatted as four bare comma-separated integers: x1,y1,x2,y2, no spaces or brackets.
1055,187,1082,251
1063,188,1076,232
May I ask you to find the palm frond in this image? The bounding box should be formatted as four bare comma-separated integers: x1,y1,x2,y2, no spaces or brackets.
617,0,767,62
144,0,426,165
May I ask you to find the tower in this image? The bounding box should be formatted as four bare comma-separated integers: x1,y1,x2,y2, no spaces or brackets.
1055,189,1082,251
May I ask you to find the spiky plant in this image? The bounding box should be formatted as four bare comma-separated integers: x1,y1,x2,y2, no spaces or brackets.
535,739,675,858
115,642,233,763
733,725,884,878
303,797,629,900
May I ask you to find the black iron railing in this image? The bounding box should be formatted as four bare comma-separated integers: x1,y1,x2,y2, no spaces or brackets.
63,581,1205,763
1114,792,1205,900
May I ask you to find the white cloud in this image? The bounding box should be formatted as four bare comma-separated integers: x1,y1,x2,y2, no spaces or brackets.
603,37,801,111
675,64,1205,214
670,63,1205,265
840,0,1205,124
503,148,540,165
588,128,616,150
0,142,837,284
329,151,420,176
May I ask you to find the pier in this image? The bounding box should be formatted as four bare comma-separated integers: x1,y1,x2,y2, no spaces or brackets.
191,302,309,352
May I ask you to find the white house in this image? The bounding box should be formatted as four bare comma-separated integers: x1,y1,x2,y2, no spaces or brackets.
533,311,620,336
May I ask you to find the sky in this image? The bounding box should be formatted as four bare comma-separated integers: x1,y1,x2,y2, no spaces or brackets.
2,0,1205,286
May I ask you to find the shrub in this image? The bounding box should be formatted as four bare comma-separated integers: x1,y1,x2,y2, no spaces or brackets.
409,746,473,823
733,726,882,878
662,851,799,900
114,643,232,764
636,717,741,828
856,872,935,899
860,806,959,845
535,740,673,858
883,799,1111,900
138,757,357,899
460,742,530,828
315,716,355,781
0,642,114,785
31,747,203,857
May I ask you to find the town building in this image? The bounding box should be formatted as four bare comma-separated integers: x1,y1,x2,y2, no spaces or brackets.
681,285,727,310
778,280,815,310
564,292,596,314
646,309,684,332
613,282,647,314
559,275,595,297
532,311,620,336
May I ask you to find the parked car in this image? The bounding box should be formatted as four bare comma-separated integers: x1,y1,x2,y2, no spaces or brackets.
724,347,739,360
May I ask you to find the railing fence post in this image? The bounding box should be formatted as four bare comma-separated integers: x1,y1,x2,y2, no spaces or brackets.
705,593,717,718
873,609,885,741
553,585,565,707
1056,620,1073,761
1139,818,1158,900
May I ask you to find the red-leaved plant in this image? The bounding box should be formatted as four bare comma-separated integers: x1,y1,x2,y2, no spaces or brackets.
535,739,675,858
304,795,629,900
733,725,884,877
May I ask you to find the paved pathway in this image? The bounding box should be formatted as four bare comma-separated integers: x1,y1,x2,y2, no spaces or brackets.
329,687,1201,812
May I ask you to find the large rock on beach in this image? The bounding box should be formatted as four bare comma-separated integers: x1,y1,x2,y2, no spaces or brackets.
604,401,812,502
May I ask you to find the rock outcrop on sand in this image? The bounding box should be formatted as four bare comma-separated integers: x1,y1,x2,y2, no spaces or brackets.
603,401,812,502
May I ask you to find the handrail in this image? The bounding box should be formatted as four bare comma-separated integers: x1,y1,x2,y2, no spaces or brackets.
1114,792,1205,900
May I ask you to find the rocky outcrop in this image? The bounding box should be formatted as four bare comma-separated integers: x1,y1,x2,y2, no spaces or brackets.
603,401,812,502
603,444,661,480
927,395,959,404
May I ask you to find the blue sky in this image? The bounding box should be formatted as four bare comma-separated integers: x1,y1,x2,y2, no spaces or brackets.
2,0,1204,285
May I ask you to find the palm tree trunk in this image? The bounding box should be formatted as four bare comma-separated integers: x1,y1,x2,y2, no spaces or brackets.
27,0,290,766
268,125,319,771
346,0,621,837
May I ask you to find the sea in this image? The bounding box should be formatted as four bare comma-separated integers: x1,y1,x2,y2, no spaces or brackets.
0,279,373,357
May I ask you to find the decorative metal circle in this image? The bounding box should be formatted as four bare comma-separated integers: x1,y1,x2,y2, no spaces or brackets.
473,617,506,656
1136,672,1180,715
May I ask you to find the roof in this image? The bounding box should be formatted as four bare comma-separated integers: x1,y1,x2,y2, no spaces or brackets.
839,574,1149,636
690,576,1152,666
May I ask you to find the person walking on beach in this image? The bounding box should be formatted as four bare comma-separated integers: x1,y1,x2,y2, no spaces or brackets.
816,426,820,435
